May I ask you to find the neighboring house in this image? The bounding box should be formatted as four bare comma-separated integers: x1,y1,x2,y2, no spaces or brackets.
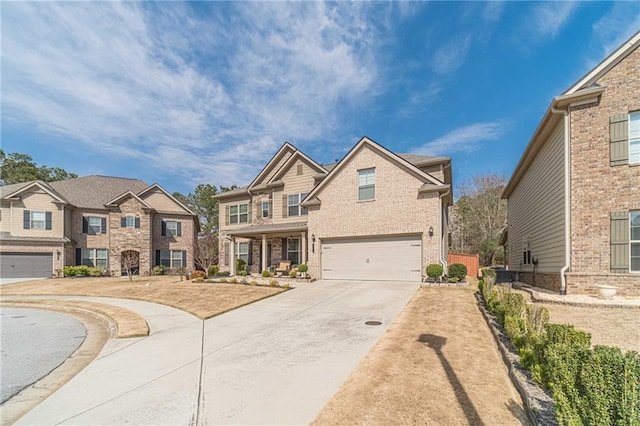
502,31,640,296
215,136,452,281
0,176,198,278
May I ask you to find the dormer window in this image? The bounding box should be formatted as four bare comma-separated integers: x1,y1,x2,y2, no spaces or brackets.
358,168,375,200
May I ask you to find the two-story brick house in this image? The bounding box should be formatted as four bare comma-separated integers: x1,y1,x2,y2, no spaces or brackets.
0,175,198,278
502,31,640,295
216,137,452,281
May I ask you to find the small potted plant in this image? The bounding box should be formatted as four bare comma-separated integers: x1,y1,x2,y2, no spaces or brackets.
297,263,308,278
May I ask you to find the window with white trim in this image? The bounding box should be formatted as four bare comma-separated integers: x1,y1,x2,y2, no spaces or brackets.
165,221,178,237
236,241,249,264
31,211,46,229
126,215,135,228
160,250,185,268
82,248,108,268
358,168,375,200
229,204,249,224
288,193,308,217
88,217,103,234
287,237,300,264
631,211,640,272
630,112,640,164
262,201,270,218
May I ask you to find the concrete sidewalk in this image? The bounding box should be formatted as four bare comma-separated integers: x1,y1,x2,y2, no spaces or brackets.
10,280,419,425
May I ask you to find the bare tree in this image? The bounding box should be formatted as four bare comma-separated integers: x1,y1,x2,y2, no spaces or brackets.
194,233,219,277
121,250,140,282
450,173,507,266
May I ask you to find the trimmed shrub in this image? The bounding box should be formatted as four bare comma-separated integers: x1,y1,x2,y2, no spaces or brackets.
153,265,167,275
448,263,467,281
289,269,297,278
426,263,443,278
87,267,103,277
240,270,248,277
236,259,246,273
208,265,220,277
262,270,272,278
297,264,308,273
215,271,230,277
63,266,77,277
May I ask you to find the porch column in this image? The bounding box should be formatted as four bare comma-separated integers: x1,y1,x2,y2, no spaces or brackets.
301,232,307,265
261,234,267,272
229,237,236,275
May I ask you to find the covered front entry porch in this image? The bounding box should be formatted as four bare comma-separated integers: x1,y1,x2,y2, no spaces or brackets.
226,222,310,275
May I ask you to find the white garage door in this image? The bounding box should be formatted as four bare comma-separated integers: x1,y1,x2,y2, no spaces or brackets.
321,235,422,281
0,253,53,279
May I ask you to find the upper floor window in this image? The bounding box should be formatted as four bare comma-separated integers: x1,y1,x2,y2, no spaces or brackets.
262,201,270,218
631,211,640,272
630,112,640,164
83,217,106,234
229,204,249,224
358,168,375,200
121,215,140,228
162,220,182,237
23,210,52,230
288,193,308,217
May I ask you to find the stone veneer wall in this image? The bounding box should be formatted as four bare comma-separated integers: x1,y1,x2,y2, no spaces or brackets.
108,197,152,276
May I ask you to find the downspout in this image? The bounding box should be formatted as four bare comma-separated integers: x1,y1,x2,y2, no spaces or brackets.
551,105,570,295
439,188,451,272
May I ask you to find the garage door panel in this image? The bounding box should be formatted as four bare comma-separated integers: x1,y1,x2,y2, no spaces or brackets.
322,236,421,281
0,253,53,279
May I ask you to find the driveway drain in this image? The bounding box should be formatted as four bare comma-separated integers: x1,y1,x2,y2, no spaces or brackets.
365,320,382,326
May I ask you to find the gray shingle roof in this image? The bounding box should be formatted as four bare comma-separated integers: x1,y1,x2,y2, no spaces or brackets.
1,176,150,209
49,176,149,209
397,153,450,165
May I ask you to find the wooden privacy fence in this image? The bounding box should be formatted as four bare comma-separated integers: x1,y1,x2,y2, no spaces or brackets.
448,253,479,278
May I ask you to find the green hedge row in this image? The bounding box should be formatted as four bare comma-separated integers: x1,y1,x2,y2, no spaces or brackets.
63,265,104,277
479,276,640,425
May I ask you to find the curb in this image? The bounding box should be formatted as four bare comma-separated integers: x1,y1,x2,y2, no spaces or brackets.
475,292,557,426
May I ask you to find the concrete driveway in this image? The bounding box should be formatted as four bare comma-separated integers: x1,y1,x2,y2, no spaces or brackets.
11,280,419,425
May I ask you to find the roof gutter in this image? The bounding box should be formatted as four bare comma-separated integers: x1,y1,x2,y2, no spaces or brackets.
550,104,570,295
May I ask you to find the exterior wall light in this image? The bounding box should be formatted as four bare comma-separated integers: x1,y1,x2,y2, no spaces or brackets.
428,226,434,237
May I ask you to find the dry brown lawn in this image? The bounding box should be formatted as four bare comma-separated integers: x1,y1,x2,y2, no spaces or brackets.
0,275,284,319
512,290,640,353
540,303,640,353
313,286,529,426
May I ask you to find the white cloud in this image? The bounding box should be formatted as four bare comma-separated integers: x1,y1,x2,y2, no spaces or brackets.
528,2,579,39
412,121,507,157
1,1,381,187
592,3,640,57
431,35,472,74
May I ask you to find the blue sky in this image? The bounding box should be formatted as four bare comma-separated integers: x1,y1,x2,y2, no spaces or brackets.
2,1,639,197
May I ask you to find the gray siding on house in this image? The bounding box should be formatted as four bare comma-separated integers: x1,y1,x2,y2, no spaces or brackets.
507,121,566,273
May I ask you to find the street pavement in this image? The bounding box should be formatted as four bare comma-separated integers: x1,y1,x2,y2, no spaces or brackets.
0,308,86,403
9,280,419,425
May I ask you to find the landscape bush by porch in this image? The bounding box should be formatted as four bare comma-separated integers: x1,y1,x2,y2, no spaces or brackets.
262,270,272,277
478,278,640,425
448,263,467,281
426,263,443,278
153,265,167,275
208,265,219,277
63,265,104,277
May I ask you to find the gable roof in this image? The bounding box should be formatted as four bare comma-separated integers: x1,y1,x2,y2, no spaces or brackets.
564,31,640,95
503,31,640,199
104,190,153,210
247,142,296,191
49,175,149,209
304,136,450,202
138,183,195,215
0,180,68,203
266,148,327,184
